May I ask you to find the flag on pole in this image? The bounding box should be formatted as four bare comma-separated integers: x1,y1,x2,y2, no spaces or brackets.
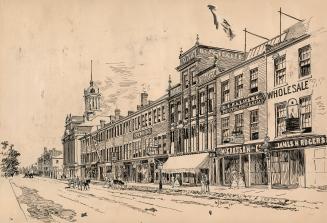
207,5,219,29
207,5,236,40
221,19,236,40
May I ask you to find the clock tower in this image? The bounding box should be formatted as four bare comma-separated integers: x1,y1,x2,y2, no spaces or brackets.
84,60,101,120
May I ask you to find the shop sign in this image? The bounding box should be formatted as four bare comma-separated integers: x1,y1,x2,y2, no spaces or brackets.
133,128,152,139
220,92,265,115
271,135,327,150
216,143,263,156
267,79,309,99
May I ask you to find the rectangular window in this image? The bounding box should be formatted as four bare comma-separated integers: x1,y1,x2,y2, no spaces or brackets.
234,113,244,135
222,117,230,143
199,92,205,115
153,109,157,123
137,116,141,129
274,55,286,86
250,109,259,140
148,111,152,126
299,45,311,77
162,106,166,121
132,119,135,131
250,68,258,93
276,102,287,136
170,104,175,123
157,107,161,122
208,87,214,113
191,95,196,117
183,71,189,89
184,98,189,119
190,67,196,85
144,113,148,127
299,95,312,132
221,81,230,103
235,74,243,98
177,101,182,122
141,115,145,127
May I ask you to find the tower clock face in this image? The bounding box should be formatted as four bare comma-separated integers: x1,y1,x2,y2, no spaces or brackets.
90,88,95,93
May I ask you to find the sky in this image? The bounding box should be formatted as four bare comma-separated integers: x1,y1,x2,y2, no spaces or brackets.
0,0,326,167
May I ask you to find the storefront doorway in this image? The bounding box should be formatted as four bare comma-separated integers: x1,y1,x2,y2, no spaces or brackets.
250,154,268,185
220,153,267,187
271,149,305,188
99,166,104,181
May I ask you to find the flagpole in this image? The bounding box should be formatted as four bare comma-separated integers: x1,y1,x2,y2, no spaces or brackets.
244,28,247,54
279,7,282,43
278,7,303,43
243,28,269,55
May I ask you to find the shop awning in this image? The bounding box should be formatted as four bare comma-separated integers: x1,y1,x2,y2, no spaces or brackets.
162,153,209,174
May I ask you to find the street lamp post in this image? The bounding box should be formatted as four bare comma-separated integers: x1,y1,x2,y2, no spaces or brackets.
158,162,163,191
260,134,272,189
146,152,163,191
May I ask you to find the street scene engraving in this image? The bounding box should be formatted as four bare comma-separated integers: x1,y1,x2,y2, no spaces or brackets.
1,1,327,222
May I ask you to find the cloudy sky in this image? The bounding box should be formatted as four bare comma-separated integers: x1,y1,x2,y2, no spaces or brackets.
0,0,325,166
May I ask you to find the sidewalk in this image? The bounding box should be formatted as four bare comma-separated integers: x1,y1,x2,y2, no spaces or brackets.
0,177,27,222
124,182,327,203
54,177,327,203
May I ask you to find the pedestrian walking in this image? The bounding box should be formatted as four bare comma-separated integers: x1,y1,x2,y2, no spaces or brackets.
205,174,210,192
174,176,180,188
230,170,238,189
171,176,175,189
200,175,205,193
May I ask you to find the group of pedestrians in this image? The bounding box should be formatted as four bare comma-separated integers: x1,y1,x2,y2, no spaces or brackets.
170,174,210,193
201,174,210,193
170,176,181,189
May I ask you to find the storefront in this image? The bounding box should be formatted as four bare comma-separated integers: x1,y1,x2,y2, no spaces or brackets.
85,162,98,179
270,134,327,188
215,135,327,188
215,142,267,187
161,153,209,186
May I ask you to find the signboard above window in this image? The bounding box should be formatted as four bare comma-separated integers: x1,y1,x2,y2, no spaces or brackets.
220,92,265,115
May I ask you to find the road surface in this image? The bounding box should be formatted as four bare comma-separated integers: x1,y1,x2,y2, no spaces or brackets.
2,176,327,223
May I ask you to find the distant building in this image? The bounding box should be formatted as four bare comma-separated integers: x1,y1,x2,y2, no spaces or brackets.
36,148,63,178
62,62,110,178
51,153,63,179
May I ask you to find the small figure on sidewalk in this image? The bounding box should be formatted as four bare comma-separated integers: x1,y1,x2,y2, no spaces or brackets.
230,170,238,189
237,172,245,188
204,174,210,192
201,175,205,193
174,177,180,188
171,176,175,189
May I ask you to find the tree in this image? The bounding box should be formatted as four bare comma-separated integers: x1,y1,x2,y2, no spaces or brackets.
1,143,21,177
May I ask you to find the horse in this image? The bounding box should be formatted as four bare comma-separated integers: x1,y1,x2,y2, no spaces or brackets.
112,179,126,189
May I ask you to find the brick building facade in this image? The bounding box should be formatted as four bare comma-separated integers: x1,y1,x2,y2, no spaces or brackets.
80,92,169,183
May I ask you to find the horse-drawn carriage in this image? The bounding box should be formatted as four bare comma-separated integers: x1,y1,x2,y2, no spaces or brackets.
104,178,127,189
67,178,91,190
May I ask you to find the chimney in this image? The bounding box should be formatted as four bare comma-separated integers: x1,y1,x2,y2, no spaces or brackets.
115,108,121,120
141,92,148,107
100,119,105,128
